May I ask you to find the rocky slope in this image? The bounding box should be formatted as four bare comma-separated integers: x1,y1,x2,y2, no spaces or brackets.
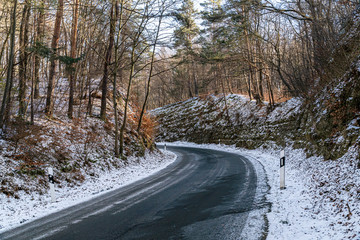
153,84,359,162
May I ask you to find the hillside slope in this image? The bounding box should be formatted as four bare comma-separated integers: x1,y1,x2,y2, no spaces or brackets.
0,77,180,232
0,78,159,206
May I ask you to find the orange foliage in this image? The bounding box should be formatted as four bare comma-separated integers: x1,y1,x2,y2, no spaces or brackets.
130,105,157,139
141,112,157,139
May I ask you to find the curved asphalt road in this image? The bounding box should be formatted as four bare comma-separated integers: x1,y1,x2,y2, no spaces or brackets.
0,146,268,240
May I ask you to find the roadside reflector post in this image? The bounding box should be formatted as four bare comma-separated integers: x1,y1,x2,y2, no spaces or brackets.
164,143,167,151
280,150,286,190
48,167,56,203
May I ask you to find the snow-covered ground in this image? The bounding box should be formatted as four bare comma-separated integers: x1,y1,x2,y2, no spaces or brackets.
159,141,360,240
0,150,176,233
1,140,359,239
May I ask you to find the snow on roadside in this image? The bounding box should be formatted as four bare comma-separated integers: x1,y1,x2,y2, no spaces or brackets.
159,141,360,240
0,150,176,233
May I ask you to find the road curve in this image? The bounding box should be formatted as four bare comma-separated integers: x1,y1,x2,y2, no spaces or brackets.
0,146,268,240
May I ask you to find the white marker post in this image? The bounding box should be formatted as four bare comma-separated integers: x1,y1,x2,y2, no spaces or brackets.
48,167,56,203
164,143,167,151
280,150,286,190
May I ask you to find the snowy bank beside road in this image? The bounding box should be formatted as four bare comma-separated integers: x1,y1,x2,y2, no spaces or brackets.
159,142,360,240
0,150,176,233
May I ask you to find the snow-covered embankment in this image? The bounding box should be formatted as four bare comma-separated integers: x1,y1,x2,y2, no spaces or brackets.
0,150,176,233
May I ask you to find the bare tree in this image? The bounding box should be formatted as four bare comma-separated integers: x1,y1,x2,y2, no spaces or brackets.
34,0,45,99
68,0,80,119
120,1,151,156
0,0,17,129
45,0,65,117
18,0,31,118
137,0,166,133
100,1,117,121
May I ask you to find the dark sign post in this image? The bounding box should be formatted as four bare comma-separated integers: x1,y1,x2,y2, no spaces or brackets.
280,150,285,189
48,167,56,202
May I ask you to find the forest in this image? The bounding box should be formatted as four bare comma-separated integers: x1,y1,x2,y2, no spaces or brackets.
1,2,360,236
0,0,359,147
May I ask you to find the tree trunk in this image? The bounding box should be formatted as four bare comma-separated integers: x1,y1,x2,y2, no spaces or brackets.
219,63,231,124
120,45,136,156
100,2,116,121
247,74,252,100
18,0,31,118
192,61,198,96
45,0,64,117
113,0,121,157
68,0,80,119
137,4,164,132
86,76,92,118
34,0,45,99
187,70,193,98
0,30,11,72
31,54,35,124
0,0,17,129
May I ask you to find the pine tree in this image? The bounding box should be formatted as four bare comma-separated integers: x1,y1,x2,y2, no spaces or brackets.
173,0,200,97
173,0,199,52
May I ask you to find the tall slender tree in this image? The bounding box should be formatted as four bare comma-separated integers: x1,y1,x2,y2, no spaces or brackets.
173,0,200,98
34,0,45,99
45,0,64,117
100,1,116,121
0,0,17,129
137,0,166,133
113,0,122,157
68,0,80,119
18,0,31,118
120,1,150,156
